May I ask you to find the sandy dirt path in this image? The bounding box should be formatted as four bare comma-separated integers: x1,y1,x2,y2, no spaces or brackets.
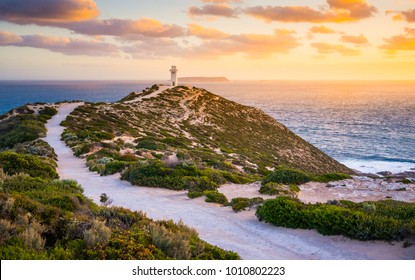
42,103,415,260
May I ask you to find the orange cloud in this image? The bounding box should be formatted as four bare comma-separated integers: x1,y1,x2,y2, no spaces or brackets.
0,30,119,56
245,0,376,23
381,28,415,54
311,42,361,55
188,4,239,18
0,0,99,25
340,34,368,44
201,0,241,2
387,9,415,22
187,24,229,39
65,18,185,39
309,25,338,34
0,30,22,44
186,29,299,58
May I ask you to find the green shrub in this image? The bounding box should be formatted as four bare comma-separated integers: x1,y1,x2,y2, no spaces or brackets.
256,197,414,241
0,151,58,179
311,173,352,183
289,184,300,192
256,197,311,229
187,191,204,199
136,139,159,150
0,117,46,149
121,160,248,191
183,176,218,192
262,168,310,185
259,183,299,196
14,139,57,160
203,191,228,205
38,106,58,117
231,197,264,212
398,178,413,184
104,161,130,175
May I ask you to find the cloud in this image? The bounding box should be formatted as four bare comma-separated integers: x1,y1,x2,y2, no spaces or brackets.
311,42,361,55
187,24,229,39
188,4,239,19
387,9,415,22
123,38,183,59
201,0,241,2
381,28,415,53
0,0,99,25
340,34,368,44
0,30,22,44
245,0,377,23
0,30,119,56
309,25,338,34
186,29,299,58
64,18,186,39
0,1,184,40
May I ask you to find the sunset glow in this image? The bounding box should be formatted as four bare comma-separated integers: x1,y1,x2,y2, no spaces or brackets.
0,0,414,80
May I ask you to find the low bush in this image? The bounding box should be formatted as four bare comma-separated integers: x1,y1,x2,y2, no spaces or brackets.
231,197,264,212
38,106,58,117
203,191,228,205
104,161,130,175
259,183,300,197
398,178,413,184
256,197,415,241
0,151,58,179
262,168,310,185
187,191,204,199
0,116,46,149
311,173,352,183
121,160,250,191
14,139,57,161
136,139,159,150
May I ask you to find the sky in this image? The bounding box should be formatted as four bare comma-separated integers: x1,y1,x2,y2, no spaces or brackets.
0,0,414,80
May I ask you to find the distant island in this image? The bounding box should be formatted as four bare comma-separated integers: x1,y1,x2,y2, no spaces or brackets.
179,77,229,82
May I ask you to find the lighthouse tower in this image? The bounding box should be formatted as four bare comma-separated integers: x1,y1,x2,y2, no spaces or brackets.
170,65,178,86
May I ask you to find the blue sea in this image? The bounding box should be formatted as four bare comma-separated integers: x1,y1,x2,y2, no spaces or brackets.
1,80,414,173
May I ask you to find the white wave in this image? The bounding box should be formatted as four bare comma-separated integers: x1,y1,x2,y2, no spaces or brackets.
341,159,415,174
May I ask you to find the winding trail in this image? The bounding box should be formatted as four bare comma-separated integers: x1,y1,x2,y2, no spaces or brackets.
42,103,415,260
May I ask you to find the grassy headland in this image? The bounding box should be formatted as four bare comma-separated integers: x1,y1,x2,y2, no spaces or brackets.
61,85,352,199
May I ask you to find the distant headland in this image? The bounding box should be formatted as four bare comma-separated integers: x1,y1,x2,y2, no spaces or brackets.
179,77,229,82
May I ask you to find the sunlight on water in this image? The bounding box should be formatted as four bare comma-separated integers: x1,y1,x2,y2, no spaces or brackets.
1,80,414,173
199,81,415,172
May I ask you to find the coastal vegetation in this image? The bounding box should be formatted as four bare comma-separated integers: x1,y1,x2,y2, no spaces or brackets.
256,197,415,241
0,105,56,150
0,107,239,260
60,85,352,195
231,197,264,212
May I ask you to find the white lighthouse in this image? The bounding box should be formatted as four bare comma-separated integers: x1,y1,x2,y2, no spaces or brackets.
170,65,178,86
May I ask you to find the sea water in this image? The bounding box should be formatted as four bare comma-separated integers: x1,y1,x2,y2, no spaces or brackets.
1,80,414,173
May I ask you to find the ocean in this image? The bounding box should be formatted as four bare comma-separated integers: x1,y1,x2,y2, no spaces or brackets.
1,80,414,173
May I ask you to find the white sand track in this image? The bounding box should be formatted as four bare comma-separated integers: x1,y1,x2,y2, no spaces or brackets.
42,103,415,260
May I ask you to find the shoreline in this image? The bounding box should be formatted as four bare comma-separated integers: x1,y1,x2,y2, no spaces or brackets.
340,159,415,175
41,103,415,260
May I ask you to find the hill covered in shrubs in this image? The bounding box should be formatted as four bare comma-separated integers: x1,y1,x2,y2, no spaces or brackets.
61,85,352,198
